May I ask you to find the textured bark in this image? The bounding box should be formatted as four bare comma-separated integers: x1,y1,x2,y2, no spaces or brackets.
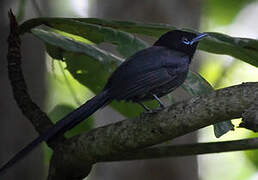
66,82,257,162
47,82,257,179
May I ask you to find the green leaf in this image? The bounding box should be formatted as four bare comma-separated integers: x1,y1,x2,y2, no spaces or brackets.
213,121,234,138
20,18,148,57
74,19,258,67
32,28,120,92
199,32,258,67
75,18,176,37
19,17,175,37
183,71,234,138
20,17,258,67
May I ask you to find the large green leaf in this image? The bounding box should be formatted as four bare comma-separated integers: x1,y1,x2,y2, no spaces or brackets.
20,18,148,57
19,18,174,37
32,29,121,66
19,17,258,67
32,28,119,91
80,19,258,67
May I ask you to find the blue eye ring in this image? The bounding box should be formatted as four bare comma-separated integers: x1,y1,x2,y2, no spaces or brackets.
182,37,191,45
183,33,208,45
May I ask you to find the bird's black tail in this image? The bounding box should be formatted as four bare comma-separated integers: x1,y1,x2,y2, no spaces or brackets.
0,90,110,176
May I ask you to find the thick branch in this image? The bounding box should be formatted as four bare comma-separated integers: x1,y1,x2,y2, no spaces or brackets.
48,82,258,179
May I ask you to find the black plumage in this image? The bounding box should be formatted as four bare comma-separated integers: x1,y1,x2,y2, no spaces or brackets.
0,30,207,175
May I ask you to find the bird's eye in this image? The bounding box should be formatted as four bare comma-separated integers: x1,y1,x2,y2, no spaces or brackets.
182,37,191,45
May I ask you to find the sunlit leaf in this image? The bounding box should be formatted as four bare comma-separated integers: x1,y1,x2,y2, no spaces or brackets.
32,28,121,70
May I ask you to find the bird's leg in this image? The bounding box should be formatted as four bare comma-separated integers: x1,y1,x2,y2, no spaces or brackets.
137,94,165,114
152,94,166,111
138,102,151,112
138,95,166,114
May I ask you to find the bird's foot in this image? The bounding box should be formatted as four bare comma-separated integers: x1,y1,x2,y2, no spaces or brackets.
143,105,166,114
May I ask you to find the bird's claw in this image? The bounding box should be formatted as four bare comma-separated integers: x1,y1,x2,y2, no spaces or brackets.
143,105,166,114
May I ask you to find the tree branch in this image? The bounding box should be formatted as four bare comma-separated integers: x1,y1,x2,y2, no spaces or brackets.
100,137,258,161
7,10,64,148
48,82,258,179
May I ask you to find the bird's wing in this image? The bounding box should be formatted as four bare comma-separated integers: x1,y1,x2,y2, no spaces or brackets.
105,46,188,101
105,47,171,88
109,67,176,101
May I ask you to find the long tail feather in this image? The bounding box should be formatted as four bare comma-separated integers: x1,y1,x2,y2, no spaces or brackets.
0,90,109,175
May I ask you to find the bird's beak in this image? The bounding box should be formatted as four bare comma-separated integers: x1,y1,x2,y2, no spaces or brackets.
190,33,207,45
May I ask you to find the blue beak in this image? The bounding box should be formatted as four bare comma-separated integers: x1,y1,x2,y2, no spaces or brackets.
190,33,207,45
183,32,207,45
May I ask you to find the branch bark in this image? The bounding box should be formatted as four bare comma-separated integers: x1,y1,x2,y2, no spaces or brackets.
47,82,258,179
100,137,258,161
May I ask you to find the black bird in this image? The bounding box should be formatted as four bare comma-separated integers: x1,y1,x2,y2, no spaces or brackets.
0,30,207,174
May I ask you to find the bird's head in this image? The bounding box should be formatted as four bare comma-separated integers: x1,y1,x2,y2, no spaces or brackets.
153,30,207,58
